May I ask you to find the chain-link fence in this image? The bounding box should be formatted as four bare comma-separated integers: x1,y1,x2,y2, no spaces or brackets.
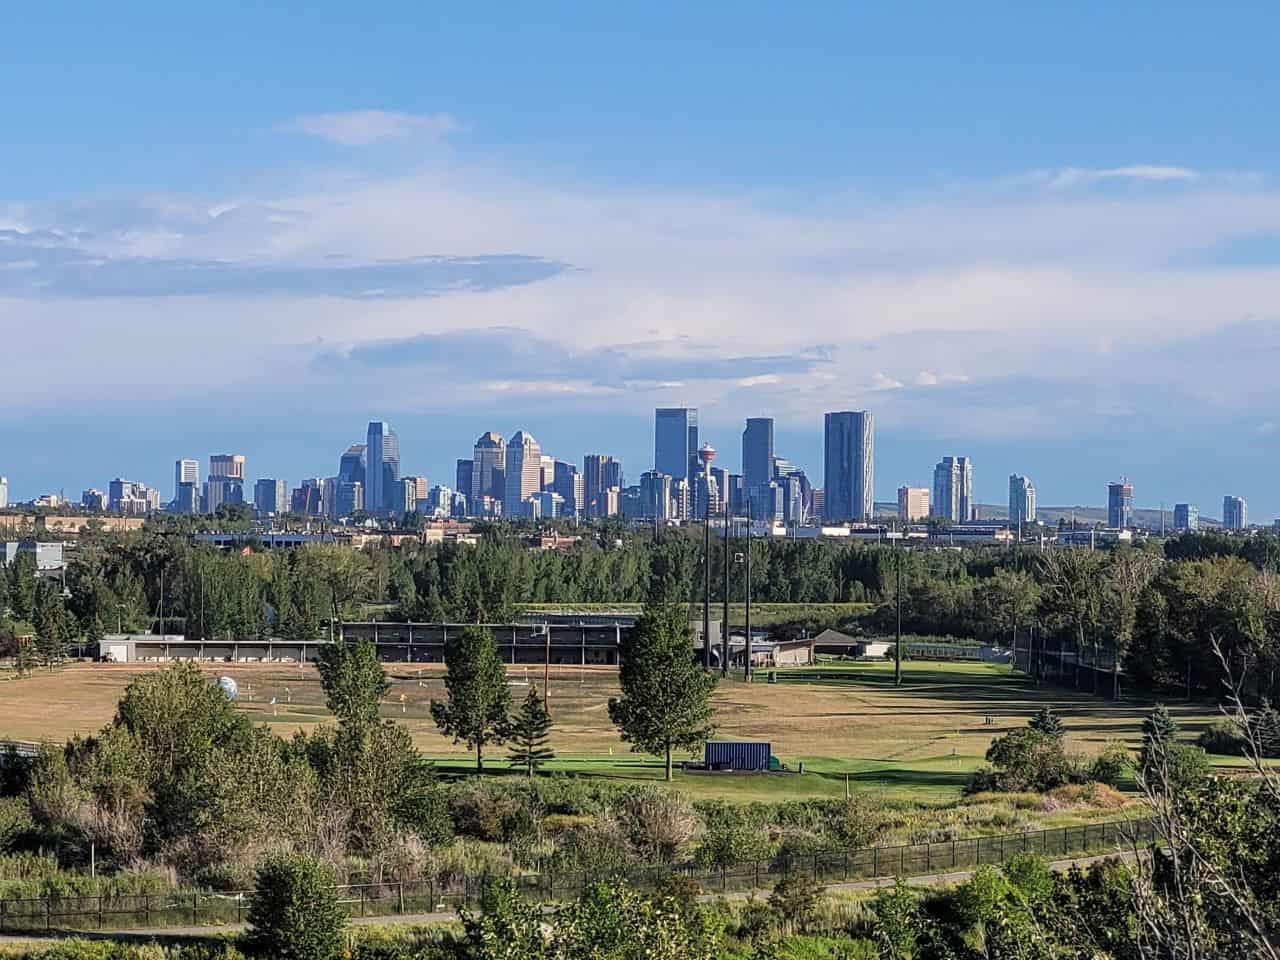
0,817,1155,933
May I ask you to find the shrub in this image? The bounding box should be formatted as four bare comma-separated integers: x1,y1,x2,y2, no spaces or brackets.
1002,853,1054,904
616,787,699,863
769,872,824,934
0,795,35,853
549,819,637,876
449,782,541,845
1088,742,1131,787
1197,719,1246,757
823,795,882,849
982,729,1073,792
244,853,345,960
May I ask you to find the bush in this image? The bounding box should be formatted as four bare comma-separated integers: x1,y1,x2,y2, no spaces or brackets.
1088,742,1131,787
1197,719,1246,756
616,787,698,863
981,729,1074,793
0,795,35,853
244,853,345,960
769,872,824,934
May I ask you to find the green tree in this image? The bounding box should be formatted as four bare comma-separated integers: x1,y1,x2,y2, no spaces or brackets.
1140,703,1179,771
608,601,717,781
245,853,345,960
430,625,512,772
315,638,388,731
1028,705,1066,739
1256,699,1280,759
507,685,554,776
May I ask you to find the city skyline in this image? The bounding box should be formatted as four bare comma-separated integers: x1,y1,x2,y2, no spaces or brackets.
2,406,1264,526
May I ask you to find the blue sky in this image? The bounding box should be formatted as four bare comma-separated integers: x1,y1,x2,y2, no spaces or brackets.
4,3,1280,517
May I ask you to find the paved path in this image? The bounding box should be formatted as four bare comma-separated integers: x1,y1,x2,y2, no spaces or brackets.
0,851,1132,944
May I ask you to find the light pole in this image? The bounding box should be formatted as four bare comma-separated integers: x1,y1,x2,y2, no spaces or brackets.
744,500,753,683
702,494,712,672
721,498,730,677
894,542,903,687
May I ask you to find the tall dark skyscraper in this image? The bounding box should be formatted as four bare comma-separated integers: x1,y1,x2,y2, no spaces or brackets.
455,460,473,505
822,411,874,522
366,421,400,514
338,444,366,485
654,407,698,481
741,417,775,490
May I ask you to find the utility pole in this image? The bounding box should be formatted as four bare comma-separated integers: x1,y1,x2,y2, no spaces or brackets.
744,501,753,683
702,498,712,672
894,544,903,687
721,498,730,677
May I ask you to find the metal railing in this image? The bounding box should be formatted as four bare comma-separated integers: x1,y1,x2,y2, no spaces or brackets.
0,817,1156,933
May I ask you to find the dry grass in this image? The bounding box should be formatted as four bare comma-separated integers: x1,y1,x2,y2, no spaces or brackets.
0,659,1223,803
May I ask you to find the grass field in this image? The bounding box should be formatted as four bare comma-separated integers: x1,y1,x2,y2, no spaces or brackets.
0,657,1226,805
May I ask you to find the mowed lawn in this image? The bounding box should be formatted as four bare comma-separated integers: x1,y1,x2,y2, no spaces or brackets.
0,659,1226,802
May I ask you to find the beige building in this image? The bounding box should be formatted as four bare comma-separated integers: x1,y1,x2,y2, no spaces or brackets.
897,486,930,522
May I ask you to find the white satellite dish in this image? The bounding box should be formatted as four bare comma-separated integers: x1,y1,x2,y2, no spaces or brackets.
217,676,239,700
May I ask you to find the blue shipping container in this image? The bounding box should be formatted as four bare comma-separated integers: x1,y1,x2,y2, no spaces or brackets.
704,741,772,771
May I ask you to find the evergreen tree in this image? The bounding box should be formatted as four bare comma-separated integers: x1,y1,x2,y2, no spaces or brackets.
609,600,717,781
1255,699,1280,759
1140,703,1180,770
508,685,554,776
1028,706,1066,739
430,625,512,772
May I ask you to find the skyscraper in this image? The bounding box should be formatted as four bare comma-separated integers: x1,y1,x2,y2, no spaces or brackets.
742,417,775,490
654,408,698,481
338,444,366,485
823,411,874,522
1008,474,1036,528
584,454,622,517
1173,503,1199,532
1223,495,1248,531
174,459,199,501
0,476,9,510
504,430,542,517
471,431,507,509
455,460,473,506
639,471,672,520
897,486,929,523
1107,479,1133,529
552,460,583,516
932,456,974,523
254,478,288,517
366,421,400,514
209,454,245,480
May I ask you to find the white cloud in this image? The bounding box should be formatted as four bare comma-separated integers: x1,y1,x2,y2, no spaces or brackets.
8,133,1280,457
280,110,459,146
1044,165,1199,190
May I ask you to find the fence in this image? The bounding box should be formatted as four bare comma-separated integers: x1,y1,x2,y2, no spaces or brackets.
0,817,1156,934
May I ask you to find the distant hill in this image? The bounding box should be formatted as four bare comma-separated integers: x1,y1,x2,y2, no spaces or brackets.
871,501,1221,530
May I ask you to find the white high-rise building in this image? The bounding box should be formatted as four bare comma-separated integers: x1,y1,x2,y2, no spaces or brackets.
0,476,8,510
1008,474,1036,528
504,431,543,517
932,456,974,523
1223,495,1248,531
175,459,199,494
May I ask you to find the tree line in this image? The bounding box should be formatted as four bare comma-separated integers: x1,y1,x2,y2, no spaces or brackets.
7,525,1280,702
